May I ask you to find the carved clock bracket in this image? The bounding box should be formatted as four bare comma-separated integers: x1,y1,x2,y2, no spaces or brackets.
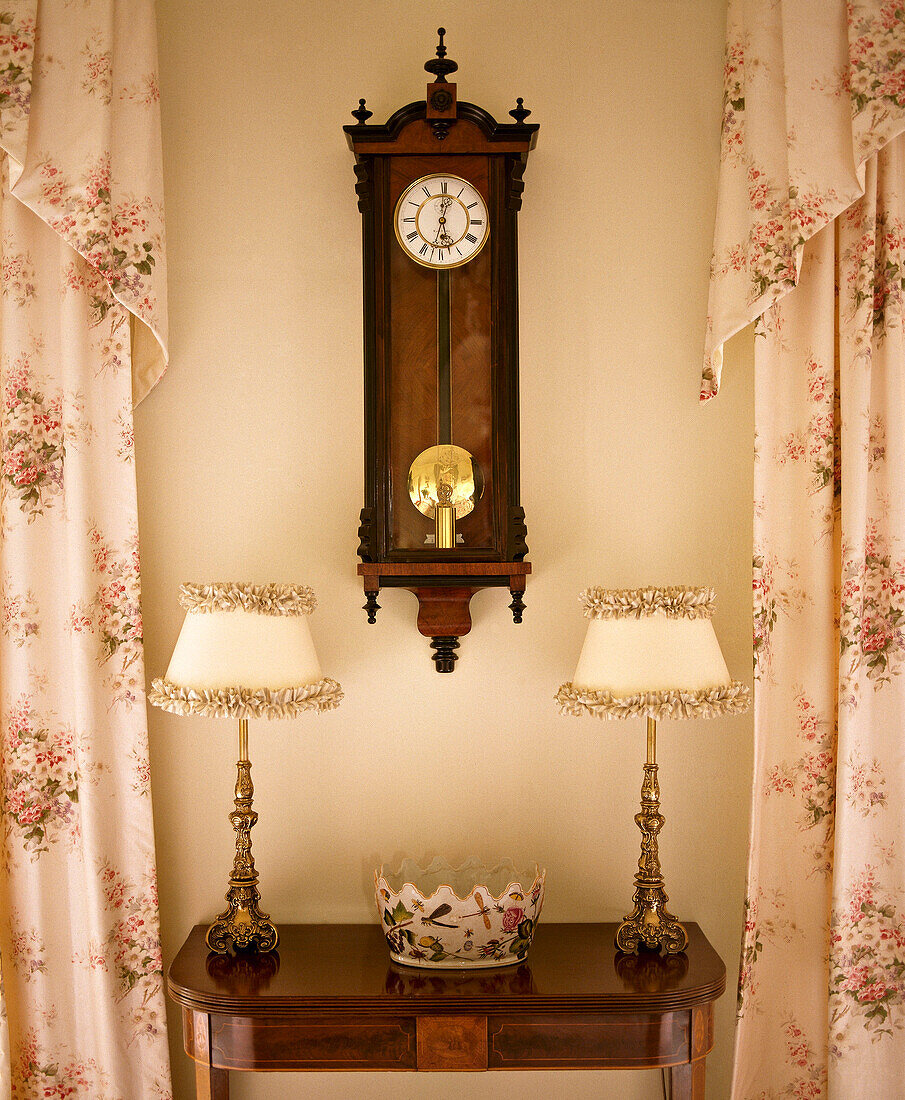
358,564,531,673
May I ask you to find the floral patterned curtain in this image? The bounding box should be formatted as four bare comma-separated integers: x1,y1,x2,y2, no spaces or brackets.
0,3,171,1097
704,1,905,1096
741,139,905,1098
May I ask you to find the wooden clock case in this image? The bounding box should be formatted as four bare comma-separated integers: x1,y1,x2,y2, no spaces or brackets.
345,32,538,671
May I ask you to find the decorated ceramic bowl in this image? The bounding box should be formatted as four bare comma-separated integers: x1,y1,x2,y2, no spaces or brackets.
375,856,545,969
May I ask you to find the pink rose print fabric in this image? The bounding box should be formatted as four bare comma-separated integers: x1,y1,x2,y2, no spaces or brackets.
702,4,905,1096
733,125,905,1100
0,2,170,1097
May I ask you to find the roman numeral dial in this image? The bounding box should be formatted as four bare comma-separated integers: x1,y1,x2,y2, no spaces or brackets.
393,173,489,269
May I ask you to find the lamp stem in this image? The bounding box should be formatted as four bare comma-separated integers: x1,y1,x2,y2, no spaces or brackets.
205,716,279,954
614,716,688,956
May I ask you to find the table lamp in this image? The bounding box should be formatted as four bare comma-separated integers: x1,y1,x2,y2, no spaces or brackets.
556,585,749,955
149,582,342,954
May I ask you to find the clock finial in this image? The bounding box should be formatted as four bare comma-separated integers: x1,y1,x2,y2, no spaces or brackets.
351,98,373,124
509,97,532,123
425,27,458,82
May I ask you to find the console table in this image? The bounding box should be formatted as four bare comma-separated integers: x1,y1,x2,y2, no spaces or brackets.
168,922,725,1099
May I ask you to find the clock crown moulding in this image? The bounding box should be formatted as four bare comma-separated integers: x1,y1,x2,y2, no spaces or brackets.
345,30,538,672
345,28,538,153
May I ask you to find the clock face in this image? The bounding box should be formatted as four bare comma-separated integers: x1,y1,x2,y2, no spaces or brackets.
394,173,489,269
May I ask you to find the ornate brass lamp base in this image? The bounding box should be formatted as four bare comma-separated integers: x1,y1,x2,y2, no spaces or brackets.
615,718,688,957
206,719,279,955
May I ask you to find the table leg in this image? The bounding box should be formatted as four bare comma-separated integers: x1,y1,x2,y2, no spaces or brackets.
669,1057,706,1099
194,1061,229,1100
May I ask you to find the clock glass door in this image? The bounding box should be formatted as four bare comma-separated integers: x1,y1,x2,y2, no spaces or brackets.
386,156,495,559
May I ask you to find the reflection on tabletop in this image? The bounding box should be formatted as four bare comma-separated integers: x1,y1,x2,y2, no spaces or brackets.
205,949,280,994
385,961,535,997
614,949,690,994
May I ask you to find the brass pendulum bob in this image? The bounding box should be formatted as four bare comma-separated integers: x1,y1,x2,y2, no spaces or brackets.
206,718,279,954
614,717,688,956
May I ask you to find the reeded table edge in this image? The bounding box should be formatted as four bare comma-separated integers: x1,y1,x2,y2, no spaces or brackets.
167,990,728,1018
167,922,726,1018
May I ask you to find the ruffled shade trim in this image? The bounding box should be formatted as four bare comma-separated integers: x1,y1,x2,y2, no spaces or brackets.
580,585,716,621
178,582,317,616
148,676,342,718
555,680,750,720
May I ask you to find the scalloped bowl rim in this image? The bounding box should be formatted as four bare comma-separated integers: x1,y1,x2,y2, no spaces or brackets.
375,856,545,903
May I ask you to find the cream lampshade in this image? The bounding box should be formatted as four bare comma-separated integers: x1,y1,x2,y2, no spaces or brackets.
556,585,749,955
151,582,340,719
149,582,342,954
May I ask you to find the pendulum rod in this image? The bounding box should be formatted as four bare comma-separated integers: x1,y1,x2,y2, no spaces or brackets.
433,268,456,550
437,268,451,444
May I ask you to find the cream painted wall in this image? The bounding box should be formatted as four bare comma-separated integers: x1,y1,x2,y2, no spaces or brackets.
138,2,754,1097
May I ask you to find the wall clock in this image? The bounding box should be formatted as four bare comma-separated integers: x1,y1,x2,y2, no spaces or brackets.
345,29,538,672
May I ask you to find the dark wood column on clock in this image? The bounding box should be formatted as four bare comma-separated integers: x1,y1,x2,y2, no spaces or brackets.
345,30,538,672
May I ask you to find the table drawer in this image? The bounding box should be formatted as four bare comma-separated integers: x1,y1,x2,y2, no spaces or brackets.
488,1011,691,1069
209,1014,417,1071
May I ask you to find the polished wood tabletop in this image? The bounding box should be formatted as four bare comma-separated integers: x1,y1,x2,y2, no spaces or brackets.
170,920,724,1013
168,922,726,1099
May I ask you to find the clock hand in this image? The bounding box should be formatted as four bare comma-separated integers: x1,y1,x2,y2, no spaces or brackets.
433,216,454,249
434,195,453,239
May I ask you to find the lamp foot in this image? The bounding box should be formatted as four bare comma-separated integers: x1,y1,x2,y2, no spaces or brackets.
207,889,279,954
615,902,687,956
